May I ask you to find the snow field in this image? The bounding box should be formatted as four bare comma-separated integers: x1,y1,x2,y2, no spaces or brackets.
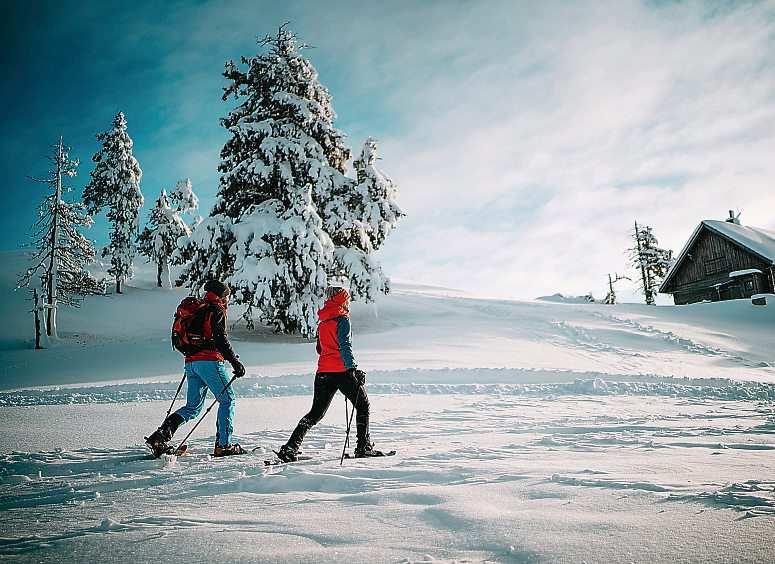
2,251,775,561
1,393,774,562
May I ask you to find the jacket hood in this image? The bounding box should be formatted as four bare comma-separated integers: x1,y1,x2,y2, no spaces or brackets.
318,290,350,322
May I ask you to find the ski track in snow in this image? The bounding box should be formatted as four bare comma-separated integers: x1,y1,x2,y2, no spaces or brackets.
591,311,765,368
1,389,774,562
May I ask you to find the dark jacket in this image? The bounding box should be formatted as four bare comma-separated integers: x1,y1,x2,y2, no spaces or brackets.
185,291,239,364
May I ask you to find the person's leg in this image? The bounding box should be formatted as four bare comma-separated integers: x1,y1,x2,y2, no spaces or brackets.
338,372,371,450
197,361,235,447
283,373,339,454
174,363,209,423
146,365,207,453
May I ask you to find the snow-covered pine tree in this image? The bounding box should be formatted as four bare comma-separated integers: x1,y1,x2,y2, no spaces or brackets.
230,183,333,336
169,178,200,225
18,138,105,338
137,190,191,288
323,137,403,301
178,27,349,336
83,112,144,294
629,221,673,305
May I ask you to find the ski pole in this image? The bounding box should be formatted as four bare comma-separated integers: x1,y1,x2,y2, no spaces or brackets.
165,373,187,419
340,385,361,466
174,375,237,455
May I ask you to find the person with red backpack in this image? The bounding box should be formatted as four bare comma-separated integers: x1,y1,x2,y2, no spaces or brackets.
145,280,247,458
275,284,387,462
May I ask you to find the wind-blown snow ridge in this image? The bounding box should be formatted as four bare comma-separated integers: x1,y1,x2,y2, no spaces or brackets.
668,480,775,517
2,368,775,406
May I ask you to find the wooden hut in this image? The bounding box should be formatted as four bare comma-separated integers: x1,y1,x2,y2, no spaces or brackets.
659,214,775,305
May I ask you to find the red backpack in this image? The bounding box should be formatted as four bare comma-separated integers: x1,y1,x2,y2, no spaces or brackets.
171,297,211,356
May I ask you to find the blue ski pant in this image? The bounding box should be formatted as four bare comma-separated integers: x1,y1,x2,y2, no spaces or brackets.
174,360,235,447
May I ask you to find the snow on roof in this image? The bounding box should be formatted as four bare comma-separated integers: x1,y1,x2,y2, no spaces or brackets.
703,220,775,263
729,268,762,278
660,220,775,293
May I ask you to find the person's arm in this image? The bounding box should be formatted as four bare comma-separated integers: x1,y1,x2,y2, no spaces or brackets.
210,307,239,365
336,316,357,369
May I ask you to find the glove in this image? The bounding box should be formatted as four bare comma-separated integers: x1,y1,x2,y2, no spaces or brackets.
231,360,246,378
353,369,367,386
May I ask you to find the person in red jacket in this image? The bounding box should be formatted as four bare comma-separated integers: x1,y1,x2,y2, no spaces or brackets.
145,280,246,457
276,285,385,462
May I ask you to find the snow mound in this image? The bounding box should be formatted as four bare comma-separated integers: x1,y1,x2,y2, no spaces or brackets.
536,292,595,303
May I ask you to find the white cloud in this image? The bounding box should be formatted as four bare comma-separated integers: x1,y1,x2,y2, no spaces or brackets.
121,0,775,302
352,0,775,301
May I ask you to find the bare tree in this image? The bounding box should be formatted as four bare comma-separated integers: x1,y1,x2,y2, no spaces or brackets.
603,273,631,305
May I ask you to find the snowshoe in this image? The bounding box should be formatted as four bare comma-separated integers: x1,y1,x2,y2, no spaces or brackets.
353,442,395,458
264,451,312,466
344,449,396,459
212,443,247,457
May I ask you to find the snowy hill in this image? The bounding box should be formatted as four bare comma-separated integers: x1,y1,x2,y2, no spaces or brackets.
2,250,774,391
2,250,775,562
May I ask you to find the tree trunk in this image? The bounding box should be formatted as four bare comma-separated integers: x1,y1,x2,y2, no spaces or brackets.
157,262,163,287
34,289,43,350
46,304,57,339
161,258,171,288
116,278,123,294
634,221,651,305
46,140,64,338
607,274,615,305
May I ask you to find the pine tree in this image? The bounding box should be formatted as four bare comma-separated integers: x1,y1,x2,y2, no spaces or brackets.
18,138,105,338
324,137,403,301
138,190,191,288
629,221,673,305
178,27,348,336
169,178,200,225
83,112,144,294
230,184,333,335
211,26,351,221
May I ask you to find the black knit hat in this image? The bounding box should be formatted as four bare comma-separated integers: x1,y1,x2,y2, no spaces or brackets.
204,279,230,297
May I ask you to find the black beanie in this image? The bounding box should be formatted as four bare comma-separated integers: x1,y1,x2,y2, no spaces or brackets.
204,279,229,297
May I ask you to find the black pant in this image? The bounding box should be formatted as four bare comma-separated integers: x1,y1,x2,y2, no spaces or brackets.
285,371,370,452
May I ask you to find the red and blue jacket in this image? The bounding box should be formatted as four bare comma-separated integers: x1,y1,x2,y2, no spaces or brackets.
316,292,357,373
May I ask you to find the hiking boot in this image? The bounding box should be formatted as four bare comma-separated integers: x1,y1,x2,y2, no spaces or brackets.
276,444,298,463
144,413,184,458
354,441,386,458
213,443,247,457
145,430,173,458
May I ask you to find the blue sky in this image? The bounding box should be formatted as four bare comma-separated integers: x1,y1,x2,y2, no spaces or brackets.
3,1,775,300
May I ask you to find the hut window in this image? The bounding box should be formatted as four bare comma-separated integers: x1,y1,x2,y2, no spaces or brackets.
704,256,728,275
745,280,754,291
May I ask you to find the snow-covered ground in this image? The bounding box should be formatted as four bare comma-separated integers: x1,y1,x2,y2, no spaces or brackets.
2,251,774,562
